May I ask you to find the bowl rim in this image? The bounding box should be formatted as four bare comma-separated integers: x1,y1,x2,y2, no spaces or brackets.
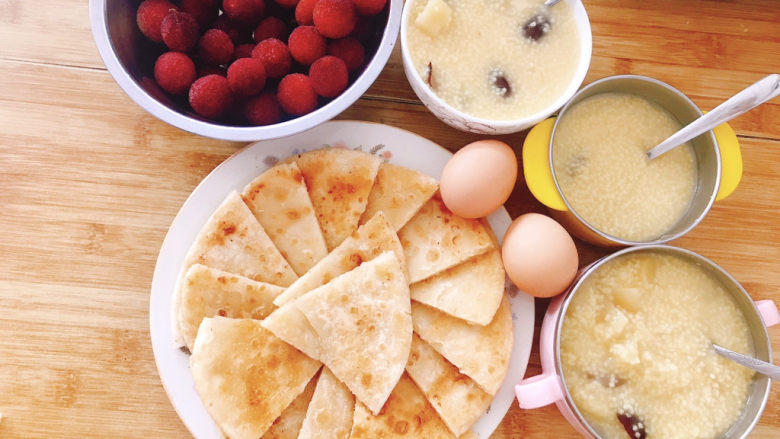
89,0,402,142
399,0,593,130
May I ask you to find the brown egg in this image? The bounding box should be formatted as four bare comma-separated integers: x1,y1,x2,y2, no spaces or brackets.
501,213,578,298
440,139,518,219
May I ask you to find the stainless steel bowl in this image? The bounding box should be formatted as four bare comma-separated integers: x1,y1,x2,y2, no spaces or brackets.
548,75,721,246
89,0,402,141
556,245,774,439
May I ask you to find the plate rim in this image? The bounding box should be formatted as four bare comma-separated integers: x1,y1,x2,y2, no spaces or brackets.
149,120,535,439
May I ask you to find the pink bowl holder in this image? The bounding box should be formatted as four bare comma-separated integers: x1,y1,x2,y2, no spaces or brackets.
515,295,780,438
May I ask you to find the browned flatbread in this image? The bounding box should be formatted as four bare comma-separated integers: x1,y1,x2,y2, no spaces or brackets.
295,252,412,415
294,148,381,250
190,318,321,439
175,264,283,350
298,368,355,439
406,334,492,436
410,248,505,326
242,162,328,276
359,162,439,231
261,302,323,361
398,197,495,283
262,371,319,439
411,296,513,395
349,374,457,439
179,191,298,287
273,211,406,307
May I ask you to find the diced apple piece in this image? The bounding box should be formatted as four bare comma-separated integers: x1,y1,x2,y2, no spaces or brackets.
415,0,452,37
611,339,640,366
599,307,629,339
614,287,642,313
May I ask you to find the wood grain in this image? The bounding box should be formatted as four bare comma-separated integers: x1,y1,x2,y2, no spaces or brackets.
0,0,779,438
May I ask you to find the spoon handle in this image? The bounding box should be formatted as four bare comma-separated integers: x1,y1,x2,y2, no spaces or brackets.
544,0,564,7
713,344,780,381
646,74,780,160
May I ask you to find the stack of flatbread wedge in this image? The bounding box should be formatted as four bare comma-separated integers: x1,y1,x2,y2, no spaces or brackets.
171,148,514,439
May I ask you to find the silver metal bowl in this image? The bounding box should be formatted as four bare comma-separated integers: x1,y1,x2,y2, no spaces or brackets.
89,0,402,141
548,75,721,246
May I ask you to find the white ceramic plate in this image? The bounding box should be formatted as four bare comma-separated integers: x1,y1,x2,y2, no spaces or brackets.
149,120,535,439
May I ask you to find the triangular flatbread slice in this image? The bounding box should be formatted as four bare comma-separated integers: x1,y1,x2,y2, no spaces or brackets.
295,252,412,415
242,162,328,276
273,212,407,307
176,264,284,350
410,248,505,326
406,334,492,436
190,318,321,439
180,191,298,287
349,374,458,439
294,148,381,250
262,371,319,439
261,302,322,361
411,296,513,395
359,162,438,231
298,368,355,439
398,197,494,283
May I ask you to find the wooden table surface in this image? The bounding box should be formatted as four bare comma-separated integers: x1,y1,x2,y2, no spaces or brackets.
1,0,779,437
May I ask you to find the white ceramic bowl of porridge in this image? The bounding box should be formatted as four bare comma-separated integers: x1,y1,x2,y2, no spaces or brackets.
400,0,592,134
523,75,744,246
515,245,780,439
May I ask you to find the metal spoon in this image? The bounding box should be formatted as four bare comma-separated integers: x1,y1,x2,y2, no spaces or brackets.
544,0,563,6
646,74,780,160
713,343,780,381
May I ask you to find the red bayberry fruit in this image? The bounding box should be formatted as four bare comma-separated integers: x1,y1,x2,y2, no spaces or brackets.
161,11,199,51
288,25,326,65
154,51,197,94
327,37,364,71
309,55,348,97
353,0,385,16
137,0,178,43
313,0,356,39
198,29,235,65
254,16,289,43
212,15,253,45
252,38,292,78
234,43,256,60
277,73,318,115
245,91,283,125
294,0,318,25
227,58,267,96
223,0,266,25
189,74,233,118
180,0,220,29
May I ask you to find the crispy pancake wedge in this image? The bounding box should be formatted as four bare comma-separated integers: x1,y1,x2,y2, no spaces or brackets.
398,197,494,283
242,162,328,276
296,252,412,415
294,148,381,250
180,191,297,287
190,318,321,439
349,374,461,439
261,302,322,361
262,371,319,439
410,248,505,326
359,162,438,231
273,211,406,307
298,368,355,439
406,334,492,436
176,264,283,350
411,296,513,395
